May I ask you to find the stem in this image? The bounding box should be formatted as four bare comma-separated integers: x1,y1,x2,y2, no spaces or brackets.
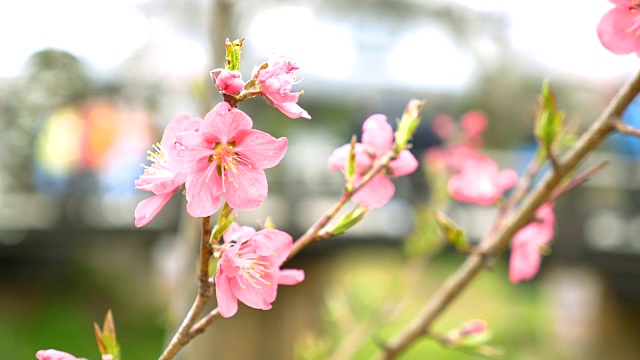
380,69,640,359
288,151,396,260
159,217,213,360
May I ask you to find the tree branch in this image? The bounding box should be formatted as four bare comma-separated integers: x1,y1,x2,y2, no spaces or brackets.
380,69,640,359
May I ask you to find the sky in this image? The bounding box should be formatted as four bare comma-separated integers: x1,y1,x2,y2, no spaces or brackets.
0,0,637,85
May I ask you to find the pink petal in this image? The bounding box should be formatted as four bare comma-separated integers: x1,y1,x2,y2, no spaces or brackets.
229,273,276,310
223,166,267,211
278,269,305,285
352,174,395,209
201,102,253,142
389,150,419,177
273,99,311,119
162,113,200,145
460,111,487,138
36,349,79,360
362,114,393,157
223,222,257,244
597,8,640,55
215,273,239,318
509,244,541,284
175,131,218,172
327,143,370,172
185,171,223,217
255,229,293,265
234,129,288,169
431,114,456,139
496,169,519,193
134,192,175,227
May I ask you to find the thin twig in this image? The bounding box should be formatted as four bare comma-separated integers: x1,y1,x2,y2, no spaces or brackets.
379,69,640,359
614,118,640,137
288,150,396,260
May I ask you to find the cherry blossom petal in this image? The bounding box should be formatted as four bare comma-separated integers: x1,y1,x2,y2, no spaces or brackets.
215,273,239,318
327,143,370,172
36,349,80,360
134,192,175,227
497,169,519,193
352,174,395,209
389,150,419,177
509,244,542,284
201,102,253,142
223,223,257,244
362,114,393,157
162,113,200,145
597,7,640,55
223,167,268,211
255,229,293,265
273,99,311,119
229,273,276,310
278,269,305,285
234,129,288,169
185,171,223,217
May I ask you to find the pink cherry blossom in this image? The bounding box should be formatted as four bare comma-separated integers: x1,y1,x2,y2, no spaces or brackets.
212,69,245,95
597,0,640,56
36,349,80,360
253,55,310,119
460,111,487,144
509,203,555,283
447,153,518,206
328,114,418,209
215,223,304,317
134,114,200,227
176,102,287,216
424,144,479,171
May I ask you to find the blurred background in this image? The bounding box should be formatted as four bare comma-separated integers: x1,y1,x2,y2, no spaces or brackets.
1,0,640,359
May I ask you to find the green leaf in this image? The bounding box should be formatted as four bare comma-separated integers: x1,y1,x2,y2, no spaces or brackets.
432,211,468,253
225,38,244,72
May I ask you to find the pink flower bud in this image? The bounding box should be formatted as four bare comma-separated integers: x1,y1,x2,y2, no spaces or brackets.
214,69,244,94
36,349,80,360
459,319,488,336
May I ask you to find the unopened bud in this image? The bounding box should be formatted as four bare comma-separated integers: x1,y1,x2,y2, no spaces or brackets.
225,38,244,72
395,99,425,151
459,319,488,337
327,206,367,236
432,211,468,253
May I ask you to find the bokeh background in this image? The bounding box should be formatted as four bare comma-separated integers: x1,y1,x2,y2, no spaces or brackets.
1,0,640,359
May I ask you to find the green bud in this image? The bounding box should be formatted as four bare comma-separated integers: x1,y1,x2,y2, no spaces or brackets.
212,202,235,241
535,80,564,156
345,135,357,192
225,38,244,72
94,310,121,360
328,206,367,236
432,211,468,253
395,99,425,151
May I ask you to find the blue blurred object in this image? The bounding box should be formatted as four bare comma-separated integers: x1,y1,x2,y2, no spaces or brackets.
609,94,640,156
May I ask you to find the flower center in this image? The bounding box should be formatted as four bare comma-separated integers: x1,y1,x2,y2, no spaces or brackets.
136,142,174,189
205,141,252,191
235,251,271,289
628,2,640,36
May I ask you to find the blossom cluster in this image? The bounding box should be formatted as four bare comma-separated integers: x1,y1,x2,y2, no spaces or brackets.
425,111,556,283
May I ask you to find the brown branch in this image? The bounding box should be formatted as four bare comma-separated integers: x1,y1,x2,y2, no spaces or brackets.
380,69,640,359
159,217,213,360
